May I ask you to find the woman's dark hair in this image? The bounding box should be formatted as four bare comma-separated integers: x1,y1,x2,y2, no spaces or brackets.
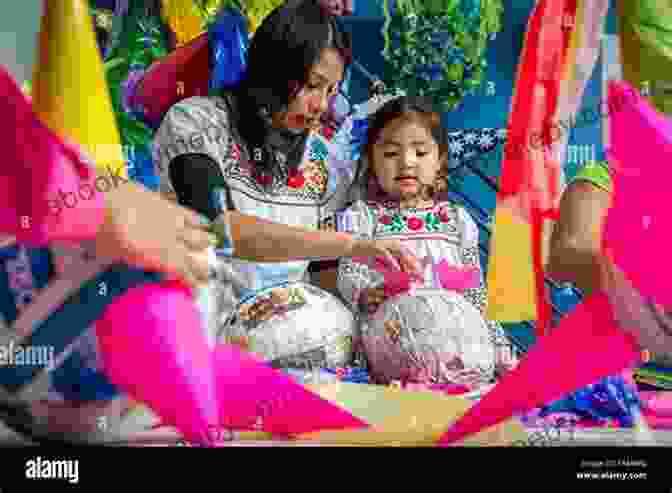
232,0,352,173
365,96,450,201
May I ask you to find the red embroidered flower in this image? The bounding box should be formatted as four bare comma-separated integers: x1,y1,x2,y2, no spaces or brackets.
335,368,347,379
255,172,272,186
379,215,393,225
287,169,306,188
407,216,424,230
321,126,334,140
438,206,451,223
230,143,241,162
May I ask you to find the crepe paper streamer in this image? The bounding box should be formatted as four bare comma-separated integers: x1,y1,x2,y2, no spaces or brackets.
160,0,206,47
619,1,672,116
0,67,104,246
295,383,527,446
31,0,126,180
136,33,210,128
434,260,480,291
437,292,641,446
351,255,423,298
208,8,249,91
603,81,672,309
214,344,369,436
96,280,219,446
486,0,576,332
554,0,609,167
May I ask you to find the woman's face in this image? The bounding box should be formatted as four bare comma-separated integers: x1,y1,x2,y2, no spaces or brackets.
277,48,344,131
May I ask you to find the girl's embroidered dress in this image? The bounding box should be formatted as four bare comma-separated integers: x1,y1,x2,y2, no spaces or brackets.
337,199,515,388
153,95,359,370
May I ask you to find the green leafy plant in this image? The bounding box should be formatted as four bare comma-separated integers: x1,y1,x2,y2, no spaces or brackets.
381,0,503,111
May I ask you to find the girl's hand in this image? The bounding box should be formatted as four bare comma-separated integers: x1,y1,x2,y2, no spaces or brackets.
350,239,421,277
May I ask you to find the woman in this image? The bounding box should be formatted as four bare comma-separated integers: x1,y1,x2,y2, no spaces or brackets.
547,160,670,365
153,1,406,371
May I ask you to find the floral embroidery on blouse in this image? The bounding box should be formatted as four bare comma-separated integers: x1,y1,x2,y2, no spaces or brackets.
374,202,459,235
225,136,330,200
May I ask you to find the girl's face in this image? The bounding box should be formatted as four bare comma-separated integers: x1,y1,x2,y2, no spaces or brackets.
276,48,344,131
371,116,443,202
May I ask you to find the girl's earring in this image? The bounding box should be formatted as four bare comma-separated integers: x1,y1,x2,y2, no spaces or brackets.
434,174,448,194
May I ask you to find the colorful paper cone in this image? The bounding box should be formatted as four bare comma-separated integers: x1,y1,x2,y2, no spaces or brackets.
31,0,126,179
0,67,104,245
160,0,206,47
96,281,218,446
438,293,640,445
603,81,672,309
214,344,368,435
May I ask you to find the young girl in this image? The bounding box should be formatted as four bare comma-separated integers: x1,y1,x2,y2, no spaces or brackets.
337,96,516,389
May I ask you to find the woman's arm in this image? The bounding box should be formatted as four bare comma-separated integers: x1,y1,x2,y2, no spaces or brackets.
547,181,612,295
222,211,417,268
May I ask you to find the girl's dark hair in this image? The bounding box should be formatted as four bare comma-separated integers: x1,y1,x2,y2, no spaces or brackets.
232,0,352,172
365,96,450,201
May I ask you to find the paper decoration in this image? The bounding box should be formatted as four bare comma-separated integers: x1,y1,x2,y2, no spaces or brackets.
31,0,126,179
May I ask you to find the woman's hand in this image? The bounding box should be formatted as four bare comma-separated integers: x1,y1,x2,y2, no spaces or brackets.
350,239,421,277
93,181,217,287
